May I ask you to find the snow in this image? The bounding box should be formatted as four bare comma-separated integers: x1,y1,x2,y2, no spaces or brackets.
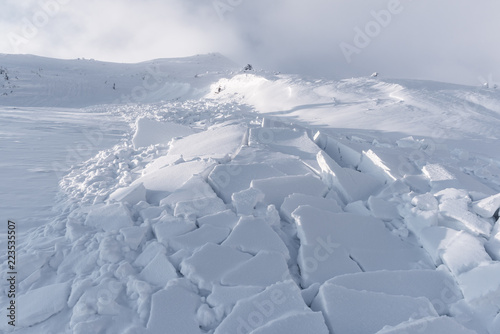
132,117,194,149
3,54,500,334
312,283,438,334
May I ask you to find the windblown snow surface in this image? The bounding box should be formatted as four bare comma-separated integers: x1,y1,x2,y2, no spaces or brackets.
1,54,500,334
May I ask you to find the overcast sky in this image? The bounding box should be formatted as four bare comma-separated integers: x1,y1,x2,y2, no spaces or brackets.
1,0,499,86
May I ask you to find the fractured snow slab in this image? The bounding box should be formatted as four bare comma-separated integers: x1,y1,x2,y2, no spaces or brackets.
196,209,238,229
222,216,290,260
411,193,439,211
221,251,289,287
280,193,342,223
317,151,383,203
250,174,328,208
214,280,311,334
140,252,178,287
132,117,194,149
18,282,70,327
207,285,264,316
168,124,247,160
248,311,329,334
473,193,500,218
159,175,219,208
312,284,438,334
168,224,230,253
486,220,500,260
108,182,146,205
328,270,462,315
439,199,492,237
248,127,322,173
376,316,478,334
173,196,227,219
84,202,134,232
208,163,284,203
147,284,202,333
457,262,500,306
181,243,252,291
153,215,197,247
367,196,400,221
313,131,361,168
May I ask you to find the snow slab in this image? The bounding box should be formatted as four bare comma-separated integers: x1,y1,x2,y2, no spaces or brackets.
280,193,342,223
328,270,462,315
376,316,478,334
152,215,197,247
168,224,231,253
298,243,361,288
208,163,284,203
84,202,134,232
147,283,202,333
439,199,492,237
121,225,148,250
214,280,312,334
317,151,384,203
181,243,253,291
222,216,290,260
140,252,178,287
207,285,265,316
344,200,372,216
173,196,227,220
232,187,266,215
312,284,438,334
473,193,500,218
132,117,194,149
457,262,500,306
248,127,322,173
418,226,460,265
108,182,147,205
17,282,70,328
358,149,399,183
248,311,329,334
159,175,219,208
404,209,438,237
196,209,239,229
313,131,362,168
249,174,328,208
486,220,500,260
168,124,247,160
411,193,439,211
367,196,400,221
221,251,290,287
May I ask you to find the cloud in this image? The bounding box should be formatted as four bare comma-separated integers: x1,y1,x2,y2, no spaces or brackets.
1,0,499,85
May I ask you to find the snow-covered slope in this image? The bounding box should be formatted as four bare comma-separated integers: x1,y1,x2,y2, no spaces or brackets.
1,54,500,334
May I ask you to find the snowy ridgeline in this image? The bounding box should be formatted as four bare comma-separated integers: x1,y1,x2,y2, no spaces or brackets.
1,113,500,334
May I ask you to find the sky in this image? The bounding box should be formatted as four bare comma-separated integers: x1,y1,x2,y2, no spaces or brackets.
1,0,499,86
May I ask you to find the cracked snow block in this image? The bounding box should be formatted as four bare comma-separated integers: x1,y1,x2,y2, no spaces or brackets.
473,193,500,218
16,282,70,328
249,127,322,173
173,196,227,220
311,284,438,334
439,199,492,237
180,243,252,291
159,175,219,208
457,262,500,307
358,149,399,183
221,251,290,287
109,182,147,205
317,151,384,203
344,200,372,216
152,215,197,248
168,224,231,253
486,220,500,260
298,243,361,288
168,124,247,160
208,163,284,203
250,174,328,208
418,226,460,265
411,193,439,211
423,164,496,198
439,231,492,277
232,146,315,176
207,285,265,317
222,216,290,260
328,270,462,315
134,241,166,268
367,196,400,221
85,202,134,232
375,316,478,334
147,284,203,334
313,131,362,168
132,118,194,149
232,187,265,215
140,252,178,287
120,226,148,251
404,209,438,237
292,206,427,272
280,193,342,223
196,209,239,229
248,311,329,334
214,280,313,334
